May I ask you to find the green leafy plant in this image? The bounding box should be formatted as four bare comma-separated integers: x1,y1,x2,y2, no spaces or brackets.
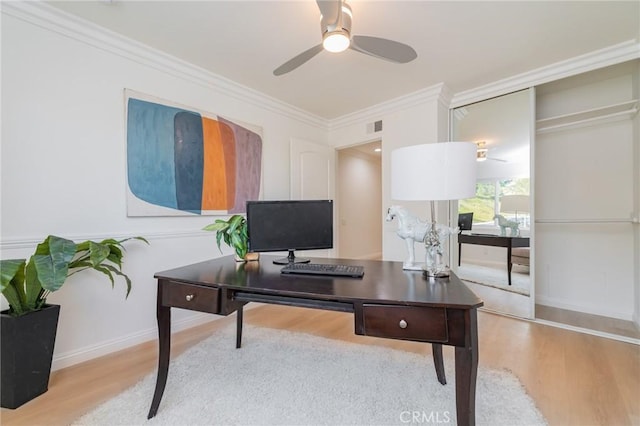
202,215,248,259
0,235,148,317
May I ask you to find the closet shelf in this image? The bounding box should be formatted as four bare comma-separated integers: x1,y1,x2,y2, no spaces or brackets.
536,100,638,134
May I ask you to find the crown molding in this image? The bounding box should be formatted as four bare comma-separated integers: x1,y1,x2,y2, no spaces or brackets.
328,83,446,131
1,1,328,130
437,84,453,109
450,40,640,108
6,2,637,130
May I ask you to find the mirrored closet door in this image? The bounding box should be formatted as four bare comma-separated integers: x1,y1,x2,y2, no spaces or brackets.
450,89,535,319
534,61,639,340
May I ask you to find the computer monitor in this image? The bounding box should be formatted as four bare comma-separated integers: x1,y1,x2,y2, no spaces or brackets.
458,212,473,232
246,200,333,265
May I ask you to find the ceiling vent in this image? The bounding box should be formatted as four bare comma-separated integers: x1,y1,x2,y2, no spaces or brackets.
366,120,383,134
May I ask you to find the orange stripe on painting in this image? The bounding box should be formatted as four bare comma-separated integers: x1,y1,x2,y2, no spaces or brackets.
201,118,229,210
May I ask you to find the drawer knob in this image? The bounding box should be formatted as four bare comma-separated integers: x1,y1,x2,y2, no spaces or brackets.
399,319,408,329
185,294,194,302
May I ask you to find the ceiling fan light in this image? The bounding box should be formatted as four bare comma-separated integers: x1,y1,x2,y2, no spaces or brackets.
323,31,350,53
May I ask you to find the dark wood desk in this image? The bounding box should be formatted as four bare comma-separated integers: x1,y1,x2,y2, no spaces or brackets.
458,234,530,286
147,255,483,425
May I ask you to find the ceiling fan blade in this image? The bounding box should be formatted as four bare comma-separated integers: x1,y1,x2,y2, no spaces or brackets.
351,35,417,63
316,0,341,29
273,44,324,76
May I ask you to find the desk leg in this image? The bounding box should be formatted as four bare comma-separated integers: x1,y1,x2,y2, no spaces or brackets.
236,306,243,349
147,303,171,419
507,246,513,286
458,242,462,267
432,344,446,385
454,309,478,426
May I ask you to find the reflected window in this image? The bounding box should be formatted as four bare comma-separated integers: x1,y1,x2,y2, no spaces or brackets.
459,178,530,228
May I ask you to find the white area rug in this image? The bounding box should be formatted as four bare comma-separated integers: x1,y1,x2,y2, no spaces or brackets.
73,324,546,426
457,263,530,296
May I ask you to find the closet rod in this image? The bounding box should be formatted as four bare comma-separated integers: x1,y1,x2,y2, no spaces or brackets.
535,218,638,224
535,108,637,134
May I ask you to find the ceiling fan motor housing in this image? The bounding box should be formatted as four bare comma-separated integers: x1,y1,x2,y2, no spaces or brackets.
321,2,352,39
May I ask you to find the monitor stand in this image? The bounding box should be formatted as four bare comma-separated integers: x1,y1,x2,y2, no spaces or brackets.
272,250,311,265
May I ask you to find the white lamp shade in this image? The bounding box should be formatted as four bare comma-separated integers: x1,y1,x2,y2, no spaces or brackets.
500,194,530,213
391,142,477,201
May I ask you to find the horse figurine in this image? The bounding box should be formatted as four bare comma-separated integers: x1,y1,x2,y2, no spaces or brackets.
386,205,457,270
494,214,520,237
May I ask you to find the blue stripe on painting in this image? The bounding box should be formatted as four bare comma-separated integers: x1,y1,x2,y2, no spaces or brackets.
127,98,185,210
174,111,204,214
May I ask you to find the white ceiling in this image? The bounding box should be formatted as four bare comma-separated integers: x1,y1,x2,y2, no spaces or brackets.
47,1,639,120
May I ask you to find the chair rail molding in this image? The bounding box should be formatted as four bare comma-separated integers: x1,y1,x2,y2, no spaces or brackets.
0,230,210,251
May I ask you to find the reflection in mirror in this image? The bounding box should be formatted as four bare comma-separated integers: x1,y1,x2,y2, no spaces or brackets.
451,89,533,319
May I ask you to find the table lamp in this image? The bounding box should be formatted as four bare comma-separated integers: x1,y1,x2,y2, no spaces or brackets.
391,142,477,277
500,194,530,223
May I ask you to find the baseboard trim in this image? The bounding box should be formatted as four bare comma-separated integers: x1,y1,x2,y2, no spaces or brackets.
51,302,264,371
535,296,633,321
51,303,262,371
480,307,639,346
51,312,220,371
533,318,640,346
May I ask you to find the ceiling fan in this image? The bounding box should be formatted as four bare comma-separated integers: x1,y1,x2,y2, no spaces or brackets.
273,0,417,76
476,142,507,163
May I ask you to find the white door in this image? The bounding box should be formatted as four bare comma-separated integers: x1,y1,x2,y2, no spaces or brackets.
290,138,335,200
290,138,336,257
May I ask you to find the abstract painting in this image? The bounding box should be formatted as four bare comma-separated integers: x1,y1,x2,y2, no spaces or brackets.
125,90,262,216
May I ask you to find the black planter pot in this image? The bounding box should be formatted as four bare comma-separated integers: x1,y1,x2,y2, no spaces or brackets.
1,304,60,409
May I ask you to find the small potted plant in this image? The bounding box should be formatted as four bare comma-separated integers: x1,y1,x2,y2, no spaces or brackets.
0,234,148,409
203,215,258,261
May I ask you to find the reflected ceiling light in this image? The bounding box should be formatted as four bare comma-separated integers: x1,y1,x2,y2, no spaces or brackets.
374,148,382,152
476,141,488,162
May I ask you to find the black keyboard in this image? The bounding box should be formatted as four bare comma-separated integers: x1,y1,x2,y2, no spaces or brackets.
280,263,364,278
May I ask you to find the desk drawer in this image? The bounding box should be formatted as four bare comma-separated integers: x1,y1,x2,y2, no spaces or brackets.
162,281,220,314
361,304,448,342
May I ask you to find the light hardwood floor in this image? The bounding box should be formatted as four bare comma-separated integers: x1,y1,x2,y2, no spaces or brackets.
1,305,639,426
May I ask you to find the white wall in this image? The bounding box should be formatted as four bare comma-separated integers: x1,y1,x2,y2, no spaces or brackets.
328,85,450,263
0,5,327,369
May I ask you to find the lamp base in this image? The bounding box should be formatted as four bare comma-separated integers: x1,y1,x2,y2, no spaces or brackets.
422,266,451,278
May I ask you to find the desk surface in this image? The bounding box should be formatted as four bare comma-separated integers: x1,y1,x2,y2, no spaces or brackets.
150,256,483,425
155,255,483,310
459,234,529,246
457,234,530,286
